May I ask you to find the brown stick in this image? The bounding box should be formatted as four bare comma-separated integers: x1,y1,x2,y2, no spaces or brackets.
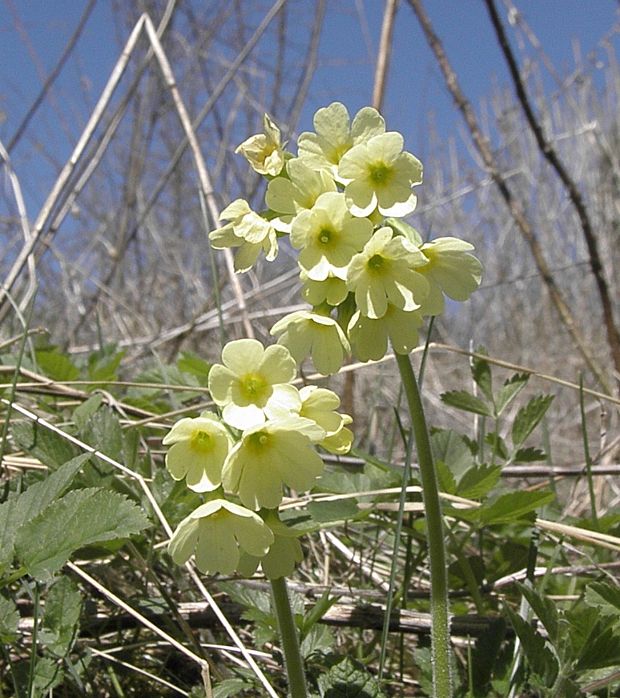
406,0,611,393
484,0,620,386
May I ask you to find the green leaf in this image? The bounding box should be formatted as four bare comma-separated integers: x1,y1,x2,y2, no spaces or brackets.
11,421,78,469
300,624,333,659
301,591,338,635
435,460,457,495
39,576,82,656
307,499,358,523
517,583,558,644
472,350,493,402
440,390,493,417
12,657,65,697
0,596,19,642
212,679,254,698
495,373,529,416
80,405,124,463
35,349,80,381
584,582,620,618
317,656,386,697
431,429,474,479
177,351,211,383
0,454,90,574
457,464,502,500
86,345,124,383
479,489,555,525
506,606,558,686
470,617,506,694
575,622,620,671
484,433,509,460
511,395,554,447
513,447,546,463
15,488,149,580
72,394,104,432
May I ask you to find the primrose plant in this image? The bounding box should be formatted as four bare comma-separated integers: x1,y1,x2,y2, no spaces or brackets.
163,103,482,697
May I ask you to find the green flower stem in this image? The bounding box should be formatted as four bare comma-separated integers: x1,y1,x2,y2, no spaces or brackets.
270,576,307,698
395,353,452,698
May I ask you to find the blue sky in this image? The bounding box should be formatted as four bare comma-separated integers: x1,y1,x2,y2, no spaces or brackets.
0,1,618,210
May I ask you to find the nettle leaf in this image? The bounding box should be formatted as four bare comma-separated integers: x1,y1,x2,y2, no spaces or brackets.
512,395,554,447
584,582,620,618
35,349,80,381
471,350,493,402
39,576,82,656
513,447,547,463
307,499,358,523
0,596,19,642
479,489,555,525
317,656,386,697
457,464,502,500
15,488,149,580
0,454,90,574
431,429,474,479
506,606,558,686
495,373,529,416
11,421,78,469
518,583,559,645
440,390,493,417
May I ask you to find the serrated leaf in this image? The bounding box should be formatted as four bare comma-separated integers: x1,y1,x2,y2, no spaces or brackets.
518,583,559,644
12,657,65,696
575,623,620,671
318,656,386,697
479,489,555,525
0,454,90,574
39,576,82,656
11,421,78,468
484,433,509,460
300,624,333,659
472,350,493,402
35,349,80,381
307,499,358,523
431,429,474,479
584,582,620,617
177,351,211,382
511,395,554,447
457,464,502,500
513,447,546,463
80,405,123,463
506,606,558,686
440,390,493,417
15,488,149,580
0,596,19,642
435,460,457,495
73,394,104,432
495,373,529,416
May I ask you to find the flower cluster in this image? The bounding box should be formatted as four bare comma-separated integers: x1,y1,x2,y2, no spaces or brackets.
210,102,482,372
165,339,351,578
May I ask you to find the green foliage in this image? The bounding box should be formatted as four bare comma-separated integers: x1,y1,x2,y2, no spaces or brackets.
317,656,386,697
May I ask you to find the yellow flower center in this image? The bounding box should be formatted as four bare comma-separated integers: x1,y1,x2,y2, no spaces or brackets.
367,254,386,272
190,429,213,452
318,228,333,245
368,162,392,185
240,372,270,402
246,430,271,452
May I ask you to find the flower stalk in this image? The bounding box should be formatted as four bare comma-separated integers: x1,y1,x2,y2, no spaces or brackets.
395,352,452,698
270,576,308,698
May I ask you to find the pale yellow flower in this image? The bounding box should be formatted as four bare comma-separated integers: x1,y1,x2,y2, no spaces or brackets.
222,418,325,510
348,306,424,361
297,102,385,180
208,339,300,430
235,114,285,176
346,226,429,319
290,192,373,281
300,270,349,307
338,132,422,217
265,158,337,233
209,199,278,273
417,238,483,315
270,310,351,375
167,499,274,575
163,411,231,492
299,385,353,455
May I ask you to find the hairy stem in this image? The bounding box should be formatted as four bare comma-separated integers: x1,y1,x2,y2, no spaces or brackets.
396,353,452,697
271,577,307,698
